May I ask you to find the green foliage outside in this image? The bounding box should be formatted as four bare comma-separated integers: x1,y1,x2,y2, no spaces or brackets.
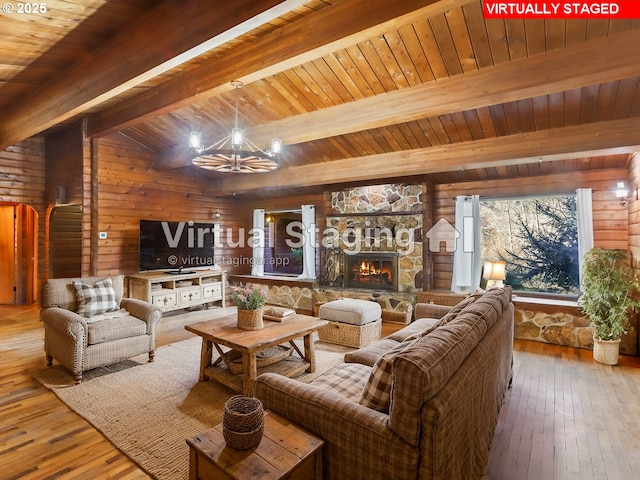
481,196,579,294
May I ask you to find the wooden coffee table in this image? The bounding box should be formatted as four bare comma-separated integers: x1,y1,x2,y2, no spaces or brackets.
185,313,328,396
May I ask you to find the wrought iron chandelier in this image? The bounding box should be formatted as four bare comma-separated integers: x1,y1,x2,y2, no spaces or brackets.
190,81,281,173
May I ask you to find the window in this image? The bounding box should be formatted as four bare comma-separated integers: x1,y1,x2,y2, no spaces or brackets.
263,212,303,275
480,195,579,295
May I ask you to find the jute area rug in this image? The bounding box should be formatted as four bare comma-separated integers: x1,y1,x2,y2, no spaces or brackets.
33,336,349,480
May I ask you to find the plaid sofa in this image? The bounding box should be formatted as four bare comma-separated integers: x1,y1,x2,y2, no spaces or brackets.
255,287,514,480
41,275,162,383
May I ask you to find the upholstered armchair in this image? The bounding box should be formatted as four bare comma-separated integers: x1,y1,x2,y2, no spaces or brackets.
41,275,162,383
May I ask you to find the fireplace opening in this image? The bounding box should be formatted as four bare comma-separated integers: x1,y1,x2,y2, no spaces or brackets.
344,252,398,291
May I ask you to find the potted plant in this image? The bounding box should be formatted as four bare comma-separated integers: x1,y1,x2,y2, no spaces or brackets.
579,248,640,365
230,285,267,330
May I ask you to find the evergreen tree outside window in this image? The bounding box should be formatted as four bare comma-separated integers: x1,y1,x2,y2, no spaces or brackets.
480,195,580,295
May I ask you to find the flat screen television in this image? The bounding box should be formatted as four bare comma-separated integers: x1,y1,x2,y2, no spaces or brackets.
139,219,217,272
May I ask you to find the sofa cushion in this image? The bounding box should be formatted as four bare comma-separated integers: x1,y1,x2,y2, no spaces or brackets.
319,299,382,326
73,278,119,318
310,362,372,402
344,337,399,366
360,337,419,412
387,317,441,342
87,314,148,345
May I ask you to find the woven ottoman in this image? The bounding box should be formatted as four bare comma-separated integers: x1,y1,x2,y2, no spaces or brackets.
317,299,382,348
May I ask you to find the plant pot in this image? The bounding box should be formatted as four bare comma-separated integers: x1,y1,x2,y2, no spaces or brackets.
237,307,264,330
593,337,621,366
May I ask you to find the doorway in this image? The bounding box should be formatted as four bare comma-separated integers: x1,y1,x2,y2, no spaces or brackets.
0,203,38,305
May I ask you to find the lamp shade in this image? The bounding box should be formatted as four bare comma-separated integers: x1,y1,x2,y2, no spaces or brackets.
483,261,506,289
488,261,506,281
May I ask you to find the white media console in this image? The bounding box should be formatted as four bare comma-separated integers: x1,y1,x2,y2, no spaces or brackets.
128,269,225,313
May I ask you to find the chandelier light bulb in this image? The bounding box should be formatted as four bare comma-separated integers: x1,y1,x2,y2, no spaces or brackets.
271,138,282,155
231,128,243,149
189,131,201,149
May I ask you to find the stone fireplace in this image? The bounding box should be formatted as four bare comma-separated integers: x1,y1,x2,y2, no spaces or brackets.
322,183,423,293
344,252,398,291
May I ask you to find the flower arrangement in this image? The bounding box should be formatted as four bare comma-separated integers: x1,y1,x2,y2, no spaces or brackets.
230,285,267,310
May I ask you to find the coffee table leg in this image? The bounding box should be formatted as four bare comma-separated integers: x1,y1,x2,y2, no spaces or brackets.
303,333,316,373
200,338,213,382
243,352,258,396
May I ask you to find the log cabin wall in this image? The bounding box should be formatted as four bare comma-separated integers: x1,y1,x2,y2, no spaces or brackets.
44,123,87,278
0,138,45,304
628,153,640,266
93,134,233,277
430,168,630,290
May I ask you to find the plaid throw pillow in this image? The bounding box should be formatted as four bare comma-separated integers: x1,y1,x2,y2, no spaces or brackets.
73,278,119,318
359,337,419,412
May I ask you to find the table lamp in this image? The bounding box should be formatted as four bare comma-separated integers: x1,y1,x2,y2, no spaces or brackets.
483,261,506,290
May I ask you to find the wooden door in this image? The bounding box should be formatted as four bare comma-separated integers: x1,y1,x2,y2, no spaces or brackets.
0,206,15,304
49,204,82,278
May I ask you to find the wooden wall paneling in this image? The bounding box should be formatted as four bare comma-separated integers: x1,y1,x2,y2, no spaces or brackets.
45,123,85,281
21,205,38,304
627,153,640,262
422,178,435,290
84,122,94,276
94,134,233,277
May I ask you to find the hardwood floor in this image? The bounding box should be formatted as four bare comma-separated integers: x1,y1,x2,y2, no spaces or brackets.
1,305,639,479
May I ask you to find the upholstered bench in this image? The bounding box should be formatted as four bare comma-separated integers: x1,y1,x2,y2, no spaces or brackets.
317,299,382,348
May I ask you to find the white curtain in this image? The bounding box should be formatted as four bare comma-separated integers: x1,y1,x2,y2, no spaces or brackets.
251,208,265,276
576,188,594,285
297,204,317,279
451,195,482,294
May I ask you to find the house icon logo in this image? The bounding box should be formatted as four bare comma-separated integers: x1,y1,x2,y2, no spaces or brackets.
425,218,460,253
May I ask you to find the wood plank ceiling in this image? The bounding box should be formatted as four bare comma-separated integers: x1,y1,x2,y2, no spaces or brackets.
1,0,639,197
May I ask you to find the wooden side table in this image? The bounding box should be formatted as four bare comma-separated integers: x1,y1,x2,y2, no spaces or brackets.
187,411,324,480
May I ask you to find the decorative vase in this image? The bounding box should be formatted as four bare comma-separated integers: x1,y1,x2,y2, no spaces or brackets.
237,307,264,330
222,395,264,450
593,338,621,366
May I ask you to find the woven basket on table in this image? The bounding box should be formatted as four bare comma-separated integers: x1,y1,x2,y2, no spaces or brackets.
223,395,264,450
225,345,293,375
237,307,264,330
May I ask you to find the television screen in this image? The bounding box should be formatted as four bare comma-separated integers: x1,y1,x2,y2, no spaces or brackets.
139,220,217,271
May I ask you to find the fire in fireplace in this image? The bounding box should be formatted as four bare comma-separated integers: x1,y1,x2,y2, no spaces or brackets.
344,252,399,291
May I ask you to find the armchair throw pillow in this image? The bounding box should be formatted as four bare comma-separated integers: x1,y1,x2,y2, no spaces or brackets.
73,278,119,318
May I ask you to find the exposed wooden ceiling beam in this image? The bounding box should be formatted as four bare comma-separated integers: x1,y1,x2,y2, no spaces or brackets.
0,0,303,150
204,117,640,196
86,0,470,138
155,28,640,170
244,29,640,147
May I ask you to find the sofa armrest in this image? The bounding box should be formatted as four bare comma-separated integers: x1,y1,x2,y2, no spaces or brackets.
120,298,162,328
414,302,452,320
41,307,88,339
255,373,419,479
